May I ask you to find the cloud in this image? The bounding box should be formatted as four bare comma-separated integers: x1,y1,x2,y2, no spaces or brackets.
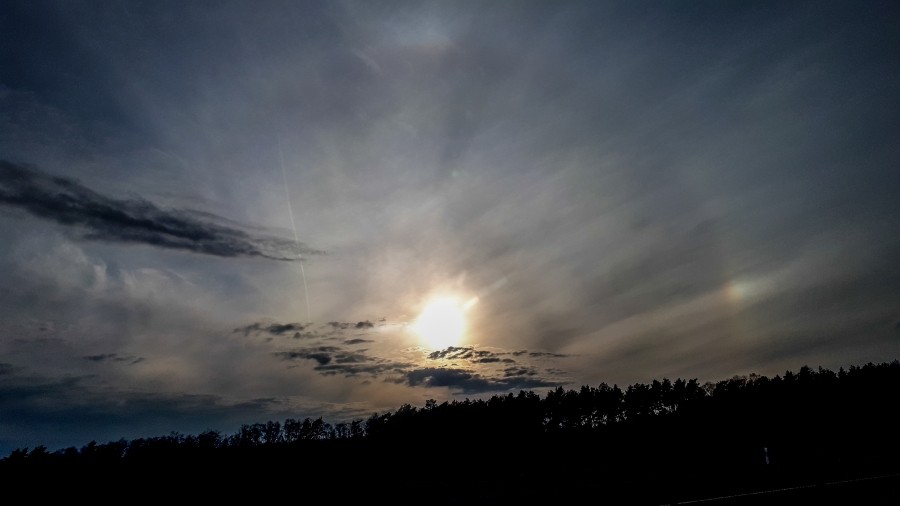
503,366,538,377
82,353,144,365
274,345,411,377
0,370,295,455
510,350,568,358
0,160,323,261
82,353,115,362
274,346,342,366
235,319,390,344
265,323,306,335
427,346,477,360
234,322,308,336
428,349,461,360
428,346,565,364
476,357,516,364
404,367,560,394
264,332,568,389
527,351,568,358
325,321,376,331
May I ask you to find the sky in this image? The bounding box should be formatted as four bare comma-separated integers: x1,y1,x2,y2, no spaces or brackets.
1,0,899,455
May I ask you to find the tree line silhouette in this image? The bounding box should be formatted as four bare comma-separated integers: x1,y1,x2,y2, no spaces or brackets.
3,360,899,503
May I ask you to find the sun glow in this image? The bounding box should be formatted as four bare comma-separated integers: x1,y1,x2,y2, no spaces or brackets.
412,296,477,349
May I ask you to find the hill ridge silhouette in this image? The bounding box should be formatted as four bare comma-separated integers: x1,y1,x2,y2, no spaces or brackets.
4,359,899,504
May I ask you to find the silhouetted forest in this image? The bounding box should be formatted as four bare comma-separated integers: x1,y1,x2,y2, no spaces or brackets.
4,361,900,504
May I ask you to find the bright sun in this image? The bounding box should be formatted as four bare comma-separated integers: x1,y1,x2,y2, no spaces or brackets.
412,297,474,350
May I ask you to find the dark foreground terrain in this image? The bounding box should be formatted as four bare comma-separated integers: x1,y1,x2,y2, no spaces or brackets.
3,361,899,504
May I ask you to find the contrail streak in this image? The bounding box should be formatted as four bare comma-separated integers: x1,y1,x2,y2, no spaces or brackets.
278,140,311,323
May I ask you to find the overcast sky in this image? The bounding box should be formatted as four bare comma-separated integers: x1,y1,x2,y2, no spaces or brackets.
2,0,899,455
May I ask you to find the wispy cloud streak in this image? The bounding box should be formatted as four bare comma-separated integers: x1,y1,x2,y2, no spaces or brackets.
0,161,323,260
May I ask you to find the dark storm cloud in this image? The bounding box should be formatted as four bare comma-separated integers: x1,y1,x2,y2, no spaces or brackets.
404,367,560,394
0,161,322,260
344,338,373,345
